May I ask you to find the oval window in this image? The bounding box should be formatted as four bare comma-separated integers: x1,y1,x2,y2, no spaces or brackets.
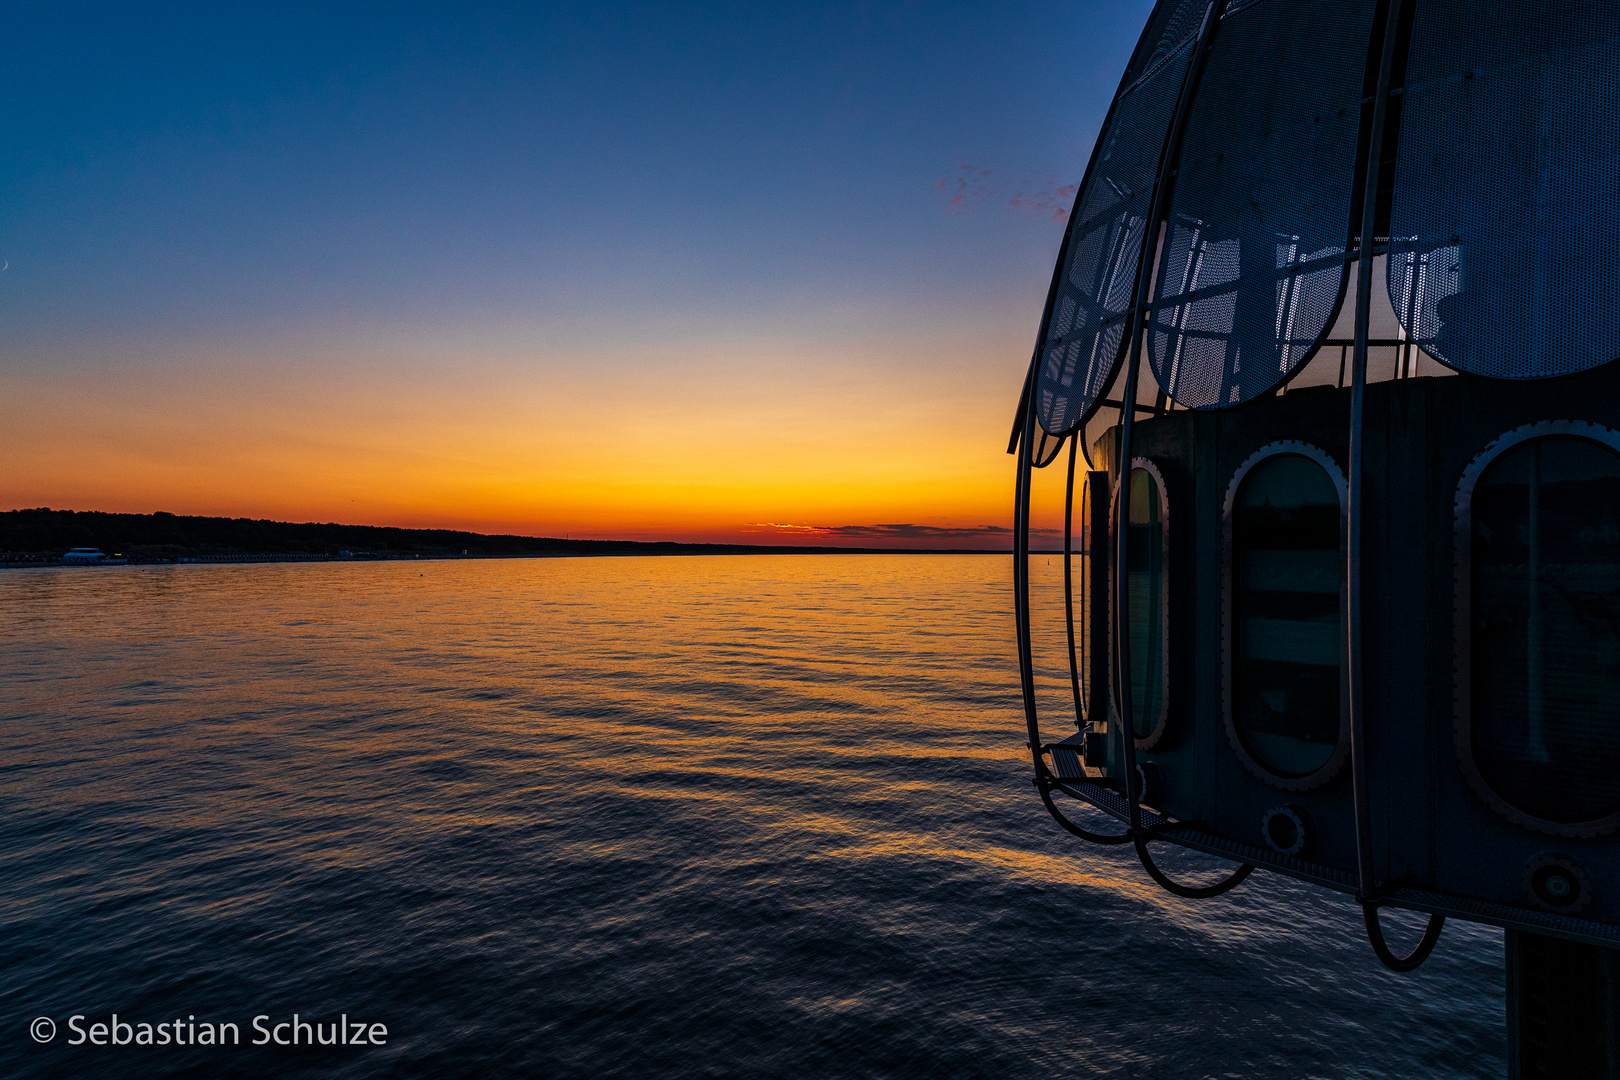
1468,434,1620,828
1126,464,1167,744
1229,449,1344,784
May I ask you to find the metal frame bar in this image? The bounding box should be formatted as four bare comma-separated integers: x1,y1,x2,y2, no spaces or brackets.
1063,437,1086,727
1088,469,1112,731
1013,0,1209,790
1006,1,1195,456
1014,383,1042,773
1347,0,1404,905
1114,0,1226,835
1045,777,1620,950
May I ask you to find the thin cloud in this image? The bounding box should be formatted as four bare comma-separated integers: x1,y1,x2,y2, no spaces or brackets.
1009,182,1079,223
936,161,994,213
938,163,1079,223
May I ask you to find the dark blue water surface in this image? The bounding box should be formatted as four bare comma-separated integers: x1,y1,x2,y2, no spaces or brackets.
1,555,1503,1078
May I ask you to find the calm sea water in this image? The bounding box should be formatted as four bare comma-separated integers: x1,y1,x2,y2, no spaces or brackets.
1,555,1503,1079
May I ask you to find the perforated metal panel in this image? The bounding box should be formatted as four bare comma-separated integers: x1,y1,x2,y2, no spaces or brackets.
1387,0,1620,379
1124,0,1209,88
1032,426,1066,469
1034,0,1205,436
1146,0,1373,409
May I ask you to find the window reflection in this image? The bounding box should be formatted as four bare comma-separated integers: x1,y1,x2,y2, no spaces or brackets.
1472,436,1620,824
1126,467,1165,739
1233,454,1342,777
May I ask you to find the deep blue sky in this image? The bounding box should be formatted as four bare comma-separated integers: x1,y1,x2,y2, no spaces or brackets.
0,2,1155,541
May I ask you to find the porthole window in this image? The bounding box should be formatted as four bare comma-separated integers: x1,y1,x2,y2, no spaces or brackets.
1223,443,1348,790
1123,460,1169,748
1457,423,1620,837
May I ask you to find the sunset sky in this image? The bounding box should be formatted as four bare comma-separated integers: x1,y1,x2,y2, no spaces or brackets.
0,1,1151,546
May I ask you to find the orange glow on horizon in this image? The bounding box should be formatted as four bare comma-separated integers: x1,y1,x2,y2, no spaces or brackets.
0,321,1072,547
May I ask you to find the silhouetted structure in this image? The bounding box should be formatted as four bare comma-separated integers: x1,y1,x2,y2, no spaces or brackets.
1010,2,1620,1074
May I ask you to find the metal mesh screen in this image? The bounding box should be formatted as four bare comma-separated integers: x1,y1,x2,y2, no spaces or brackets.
1387,0,1620,379
1032,426,1066,469
1146,0,1374,409
1124,0,1209,87
1034,0,1204,436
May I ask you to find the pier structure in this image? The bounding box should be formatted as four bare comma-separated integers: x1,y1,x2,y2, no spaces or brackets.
1010,1,1620,1073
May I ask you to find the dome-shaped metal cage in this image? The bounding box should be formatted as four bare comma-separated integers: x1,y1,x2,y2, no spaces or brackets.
1010,0,1620,1006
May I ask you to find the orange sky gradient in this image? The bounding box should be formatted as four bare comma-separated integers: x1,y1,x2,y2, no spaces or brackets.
0,4,1137,549
0,314,1073,548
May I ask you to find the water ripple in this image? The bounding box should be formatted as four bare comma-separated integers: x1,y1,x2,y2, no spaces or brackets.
0,556,1502,1078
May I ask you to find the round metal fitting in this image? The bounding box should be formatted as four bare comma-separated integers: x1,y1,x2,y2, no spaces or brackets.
1260,805,1309,857
1523,853,1592,915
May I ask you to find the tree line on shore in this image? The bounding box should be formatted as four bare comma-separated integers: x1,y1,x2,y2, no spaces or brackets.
0,507,920,561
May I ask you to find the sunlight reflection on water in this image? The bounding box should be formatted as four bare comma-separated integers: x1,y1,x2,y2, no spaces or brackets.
1,556,1501,1078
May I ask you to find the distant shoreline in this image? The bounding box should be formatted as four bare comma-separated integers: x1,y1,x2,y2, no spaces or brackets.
2,507,1041,566
0,549,1053,570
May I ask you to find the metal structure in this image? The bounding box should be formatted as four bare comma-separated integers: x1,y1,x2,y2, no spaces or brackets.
1010,1,1620,1074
